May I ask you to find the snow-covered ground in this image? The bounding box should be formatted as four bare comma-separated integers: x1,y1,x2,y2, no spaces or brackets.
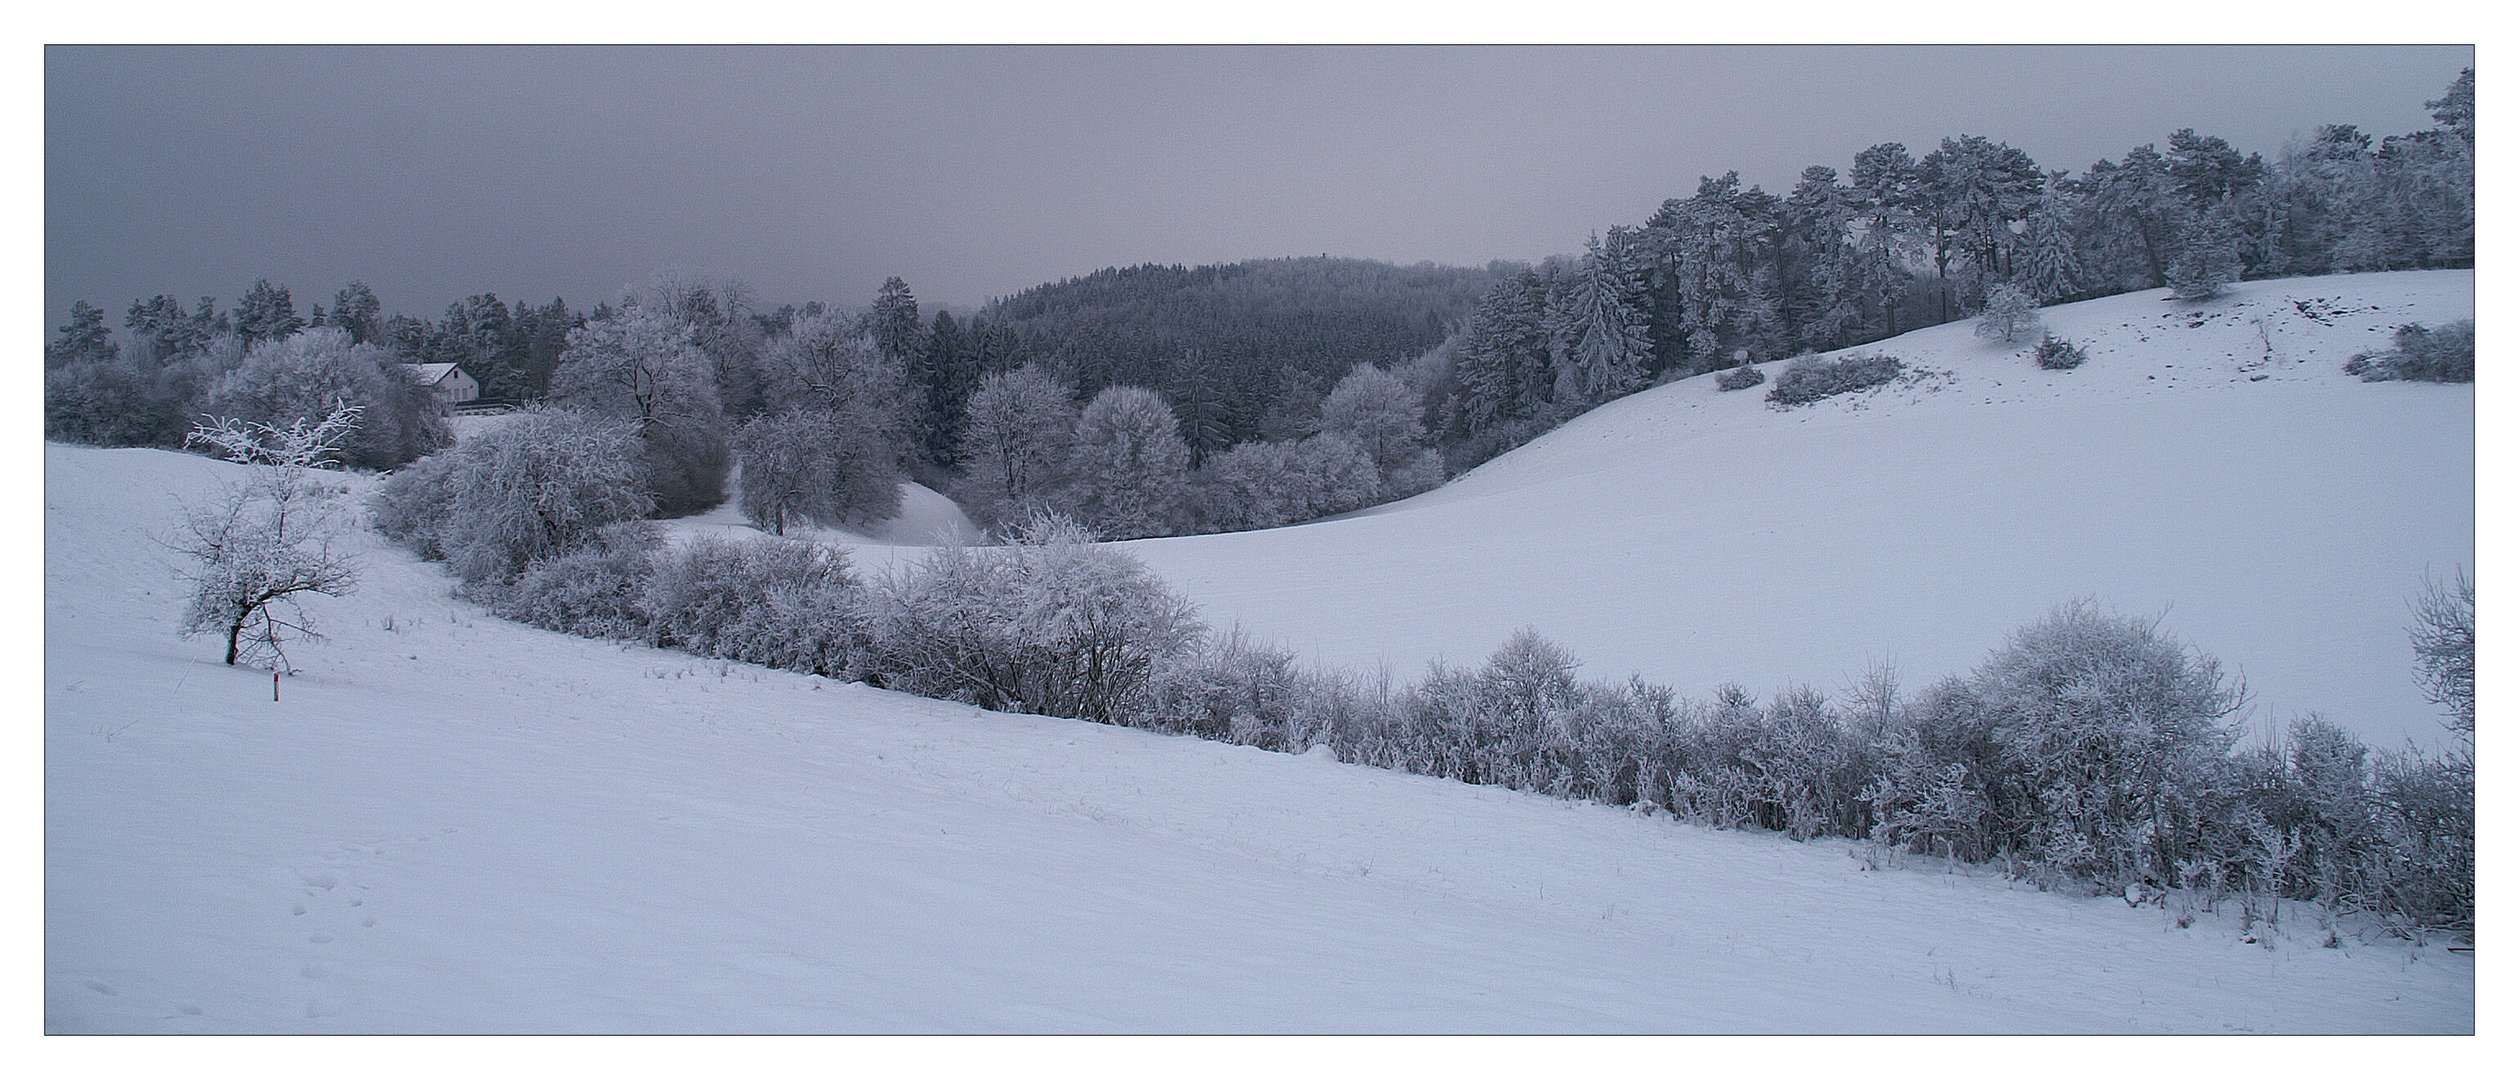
43,395,2476,1029
1099,272,2475,751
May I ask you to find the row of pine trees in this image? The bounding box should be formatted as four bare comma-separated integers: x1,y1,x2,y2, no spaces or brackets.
1433,70,2474,465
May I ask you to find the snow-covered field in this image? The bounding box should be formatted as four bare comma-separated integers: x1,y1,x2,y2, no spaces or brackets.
1111,271,2476,751
41,273,2477,1033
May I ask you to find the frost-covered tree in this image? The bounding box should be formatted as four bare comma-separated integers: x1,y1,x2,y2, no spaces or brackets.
2166,212,2243,301
1551,233,1654,403
1849,142,1924,335
1973,284,2042,344
1168,349,1238,467
1781,166,1867,351
867,276,926,368
47,301,115,369
957,363,1080,529
551,308,732,516
230,279,306,349
1196,439,1304,532
124,294,213,363
1195,431,1379,532
731,408,903,535
1450,273,1553,438
759,310,914,452
1070,385,1191,539
1319,363,1430,487
198,327,450,470
2410,569,2474,740
169,404,363,669
2080,145,2186,291
621,270,766,419
329,281,383,345
1647,173,1787,374
2016,189,2085,302
1918,135,2043,313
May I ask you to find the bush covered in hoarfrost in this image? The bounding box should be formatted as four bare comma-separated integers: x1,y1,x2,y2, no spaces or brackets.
2345,320,2473,383
373,408,653,586
1766,353,1904,406
865,515,1204,723
1714,365,1767,392
2033,334,2088,370
644,534,865,678
496,522,660,640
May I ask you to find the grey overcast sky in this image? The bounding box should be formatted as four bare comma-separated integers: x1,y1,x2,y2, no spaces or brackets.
44,44,2473,321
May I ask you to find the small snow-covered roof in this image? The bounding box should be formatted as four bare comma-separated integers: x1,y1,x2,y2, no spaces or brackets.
403,362,465,387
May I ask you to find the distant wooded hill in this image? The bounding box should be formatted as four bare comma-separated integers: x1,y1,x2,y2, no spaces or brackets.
981,256,1509,447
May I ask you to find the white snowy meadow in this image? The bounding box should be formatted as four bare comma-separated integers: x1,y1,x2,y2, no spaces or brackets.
43,270,2473,1034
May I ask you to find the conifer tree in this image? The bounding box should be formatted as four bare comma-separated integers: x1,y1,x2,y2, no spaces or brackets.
48,301,115,369
2017,189,2086,302
330,281,383,345
231,279,305,348
1552,233,1653,403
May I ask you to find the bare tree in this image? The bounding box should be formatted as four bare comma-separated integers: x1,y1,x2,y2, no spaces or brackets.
2410,568,2474,741
169,404,364,669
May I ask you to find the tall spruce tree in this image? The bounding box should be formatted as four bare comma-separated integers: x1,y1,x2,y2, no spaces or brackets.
48,301,115,369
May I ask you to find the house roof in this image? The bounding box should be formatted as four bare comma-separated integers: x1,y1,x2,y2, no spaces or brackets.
402,362,466,387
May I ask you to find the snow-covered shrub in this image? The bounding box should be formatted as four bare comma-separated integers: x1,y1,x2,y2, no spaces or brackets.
866,515,1204,723
1766,353,1903,407
368,452,460,561
643,535,866,677
1714,365,1766,392
1149,627,1304,743
1969,602,2246,890
1864,676,2003,861
372,408,653,586
2033,334,2087,371
2346,320,2473,383
2366,749,2473,935
1973,284,2043,344
496,522,661,640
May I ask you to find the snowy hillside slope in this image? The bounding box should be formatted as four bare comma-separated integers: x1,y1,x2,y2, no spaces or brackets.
44,442,2472,1032
1121,271,2476,749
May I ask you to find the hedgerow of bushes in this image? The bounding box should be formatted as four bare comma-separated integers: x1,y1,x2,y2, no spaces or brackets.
374,424,2474,941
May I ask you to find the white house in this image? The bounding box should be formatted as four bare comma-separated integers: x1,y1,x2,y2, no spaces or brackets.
402,363,482,414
